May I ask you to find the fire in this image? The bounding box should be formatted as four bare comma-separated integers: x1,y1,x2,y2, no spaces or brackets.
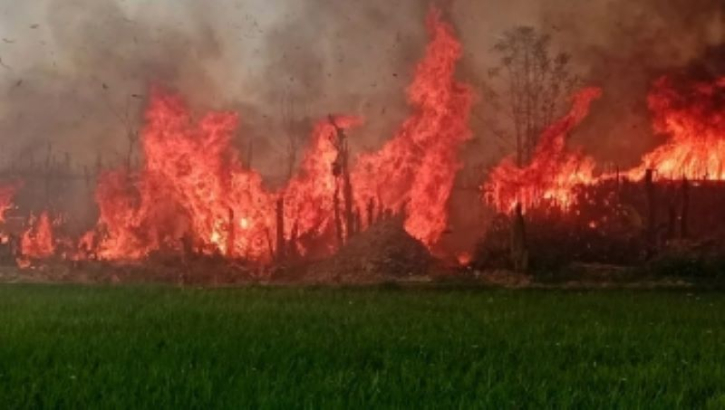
282,115,363,255
0,182,20,223
92,92,274,262
457,252,472,266
629,76,725,180
485,88,602,212
20,212,56,261
81,5,471,263
12,6,721,272
352,8,473,247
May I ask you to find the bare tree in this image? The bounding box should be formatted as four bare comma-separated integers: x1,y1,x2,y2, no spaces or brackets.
486,27,580,166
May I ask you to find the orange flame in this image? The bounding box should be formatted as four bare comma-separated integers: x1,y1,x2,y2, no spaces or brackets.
92,92,274,261
0,182,20,223
353,8,473,247
84,6,472,262
20,212,56,260
485,88,602,212
629,76,725,180
283,115,363,254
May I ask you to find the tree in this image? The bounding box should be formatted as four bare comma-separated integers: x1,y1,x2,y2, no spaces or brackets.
486,27,580,167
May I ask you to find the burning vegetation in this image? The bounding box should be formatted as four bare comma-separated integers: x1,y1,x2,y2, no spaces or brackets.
0,7,470,277
0,4,723,284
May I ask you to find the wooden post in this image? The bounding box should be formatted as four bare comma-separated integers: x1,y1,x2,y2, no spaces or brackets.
510,203,528,273
226,208,235,259
333,186,343,248
645,169,656,257
289,220,299,261
275,197,286,262
329,116,355,242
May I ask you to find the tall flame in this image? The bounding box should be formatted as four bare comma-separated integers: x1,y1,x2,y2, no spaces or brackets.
283,115,362,255
85,6,471,262
353,8,473,246
485,88,602,211
93,91,274,261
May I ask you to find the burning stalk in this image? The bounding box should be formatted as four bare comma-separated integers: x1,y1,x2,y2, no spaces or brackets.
275,197,286,262
0,6,474,268
329,115,356,244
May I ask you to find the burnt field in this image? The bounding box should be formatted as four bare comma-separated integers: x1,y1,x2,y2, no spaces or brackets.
1,285,724,408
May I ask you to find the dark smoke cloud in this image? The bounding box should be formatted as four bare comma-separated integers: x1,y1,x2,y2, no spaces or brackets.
250,0,430,161
0,0,227,167
539,0,724,168
0,0,436,179
0,0,721,179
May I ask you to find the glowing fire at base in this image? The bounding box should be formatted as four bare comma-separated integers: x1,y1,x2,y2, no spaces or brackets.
629,76,725,180
484,88,602,212
82,5,472,263
1,6,722,270
19,212,56,264
484,74,725,215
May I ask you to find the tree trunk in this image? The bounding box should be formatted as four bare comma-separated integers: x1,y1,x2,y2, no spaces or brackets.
275,197,286,262
644,169,656,258
510,203,528,273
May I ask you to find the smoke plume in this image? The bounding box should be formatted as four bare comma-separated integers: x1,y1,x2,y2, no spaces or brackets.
0,0,722,178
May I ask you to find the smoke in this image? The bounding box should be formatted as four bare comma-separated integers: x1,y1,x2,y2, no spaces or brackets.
538,0,724,168
0,0,722,177
0,0,429,178
0,0,231,168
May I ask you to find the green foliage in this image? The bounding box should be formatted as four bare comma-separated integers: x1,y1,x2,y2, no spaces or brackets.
1,285,725,408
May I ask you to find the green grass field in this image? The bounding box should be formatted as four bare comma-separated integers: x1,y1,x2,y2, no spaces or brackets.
1,285,724,408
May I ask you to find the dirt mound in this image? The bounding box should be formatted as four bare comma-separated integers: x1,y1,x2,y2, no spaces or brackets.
306,218,434,284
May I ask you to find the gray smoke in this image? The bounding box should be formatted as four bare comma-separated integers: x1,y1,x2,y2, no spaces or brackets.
538,0,724,167
0,0,722,179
